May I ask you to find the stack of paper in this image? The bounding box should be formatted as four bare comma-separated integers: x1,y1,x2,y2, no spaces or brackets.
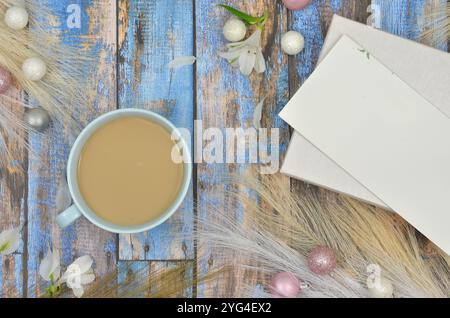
279,15,450,255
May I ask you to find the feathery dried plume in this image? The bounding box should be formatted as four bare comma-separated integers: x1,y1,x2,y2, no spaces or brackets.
192,172,449,297
0,0,95,171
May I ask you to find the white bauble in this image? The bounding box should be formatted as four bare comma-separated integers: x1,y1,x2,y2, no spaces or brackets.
281,31,305,55
22,57,47,81
4,6,29,30
223,18,247,42
367,277,394,298
24,108,51,131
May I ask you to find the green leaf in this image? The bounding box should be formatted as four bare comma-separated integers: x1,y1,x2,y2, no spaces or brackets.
219,4,267,26
44,284,61,298
0,242,9,253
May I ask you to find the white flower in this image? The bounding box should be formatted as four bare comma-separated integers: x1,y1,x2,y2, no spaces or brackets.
39,248,61,282
168,56,196,69
219,29,266,76
253,97,266,129
0,228,21,255
60,255,95,298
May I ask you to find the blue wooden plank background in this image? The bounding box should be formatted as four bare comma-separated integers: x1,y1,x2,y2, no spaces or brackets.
117,0,194,261
25,0,117,296
0,0,448,297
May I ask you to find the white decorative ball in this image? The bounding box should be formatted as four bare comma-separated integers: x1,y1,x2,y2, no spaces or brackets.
24,108,51,131
367,277,394,298
281,31,305,55
22,57,47,81
4,6,29,30
223,18,247,42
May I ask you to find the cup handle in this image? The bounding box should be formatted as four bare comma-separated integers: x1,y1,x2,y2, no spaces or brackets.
56,205,82,228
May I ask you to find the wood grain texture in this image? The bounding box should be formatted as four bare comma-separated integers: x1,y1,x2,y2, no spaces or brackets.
0,0,447,297
117,0,194,261
0,25,28,298
195,0,289,297
117,261,193,297
26,0,117,297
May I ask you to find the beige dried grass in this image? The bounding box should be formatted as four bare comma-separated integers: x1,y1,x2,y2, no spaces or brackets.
421,2,450,46
0,0,95,171
192,172,449,297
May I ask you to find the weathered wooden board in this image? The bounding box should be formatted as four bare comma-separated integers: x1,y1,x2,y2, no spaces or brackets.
0,255,23,298
195,0,290,297
0,1,28,297
26,0,117,297
117,260,193,297
117,0,194,261
0,0,448,297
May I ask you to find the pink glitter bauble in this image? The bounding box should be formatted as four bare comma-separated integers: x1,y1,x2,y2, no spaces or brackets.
0,66,12,94
270,272,301,298
307,246,337,275
282,0,311,11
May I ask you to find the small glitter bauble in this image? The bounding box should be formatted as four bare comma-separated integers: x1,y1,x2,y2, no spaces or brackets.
270,272,301,298
282,0,311,10
4,6,29,30
223,18,247,42
22,57,47,81
0,66,12,94
307,246,337,275
281,31,305,55
367,277,394,298
24,108,51,131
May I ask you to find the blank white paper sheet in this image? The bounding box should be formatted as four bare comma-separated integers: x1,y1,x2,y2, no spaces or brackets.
282,15,450,211
279,35,450,255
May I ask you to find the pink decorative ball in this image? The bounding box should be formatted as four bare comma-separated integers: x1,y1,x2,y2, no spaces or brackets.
307,246,337,275
282,0,311,10
0,66,12,94
270,272,301,298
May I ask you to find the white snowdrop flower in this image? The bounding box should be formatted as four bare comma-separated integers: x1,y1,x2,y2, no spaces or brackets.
60,255,95,298
0,228,21,255
39,248,61,282
219,29,266,76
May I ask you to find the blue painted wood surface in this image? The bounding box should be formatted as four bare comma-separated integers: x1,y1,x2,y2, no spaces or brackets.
0,0,448,297
25,0,117,297
195,0,290,296
117,0,194,261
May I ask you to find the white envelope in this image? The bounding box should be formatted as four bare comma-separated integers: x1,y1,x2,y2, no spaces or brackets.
281,15,450,210
279,35,450,255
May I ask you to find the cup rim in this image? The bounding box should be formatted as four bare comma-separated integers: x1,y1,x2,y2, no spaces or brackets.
67,108,192,234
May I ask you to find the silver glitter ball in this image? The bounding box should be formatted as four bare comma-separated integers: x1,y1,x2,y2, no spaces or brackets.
24,108,51,131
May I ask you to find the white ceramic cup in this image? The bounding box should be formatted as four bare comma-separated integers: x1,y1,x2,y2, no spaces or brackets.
56,109,192,234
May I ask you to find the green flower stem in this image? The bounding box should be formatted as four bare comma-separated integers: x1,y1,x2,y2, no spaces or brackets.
219,4,269,29
44,274,61,298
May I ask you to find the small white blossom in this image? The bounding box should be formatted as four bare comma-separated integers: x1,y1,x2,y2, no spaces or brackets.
219,29,266,76
60,255,95,298
39,248,61,282
253,97,266,129
168,56,196,69
0,228,21,255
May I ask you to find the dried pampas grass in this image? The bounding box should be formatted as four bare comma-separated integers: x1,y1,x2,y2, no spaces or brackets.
38,261,228,298
0,0,94,170
193,172,449,298
420,2,450,46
